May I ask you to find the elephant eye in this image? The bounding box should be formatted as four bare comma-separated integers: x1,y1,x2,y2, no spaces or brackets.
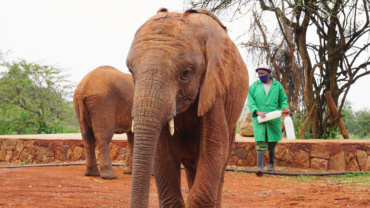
180,69,191,81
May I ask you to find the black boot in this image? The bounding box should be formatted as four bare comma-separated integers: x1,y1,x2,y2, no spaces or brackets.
256,152,265,176
267,151,275,172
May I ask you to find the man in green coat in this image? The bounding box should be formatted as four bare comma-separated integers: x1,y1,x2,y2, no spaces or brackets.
247,64,289,176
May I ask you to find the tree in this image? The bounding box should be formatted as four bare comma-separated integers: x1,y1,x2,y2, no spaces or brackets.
0,51,78,134
241,10,302,114
187,0,370,139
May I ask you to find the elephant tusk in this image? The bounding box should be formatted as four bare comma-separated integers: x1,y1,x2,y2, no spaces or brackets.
131,120,134,133
169,119,174,136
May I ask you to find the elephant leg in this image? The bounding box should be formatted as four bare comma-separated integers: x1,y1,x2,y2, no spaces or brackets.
186,99,229,208
216,128,236,208
123,131,134,174
181,159,197,190
154,128,185,208
95,132,117,179
83,125,100,176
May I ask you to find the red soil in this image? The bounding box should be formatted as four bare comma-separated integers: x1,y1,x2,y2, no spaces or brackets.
0,165,369,207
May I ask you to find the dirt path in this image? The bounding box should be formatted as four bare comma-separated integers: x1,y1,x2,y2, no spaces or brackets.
1,165,369,207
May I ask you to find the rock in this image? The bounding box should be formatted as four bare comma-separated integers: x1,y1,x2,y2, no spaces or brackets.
236,159,248,166
310,143,331,159
0,149,6,161
247,152,257,166
35,147,47,163
310,158,328,170
233,148,248,159
74,147,84,160
344,145,356,164
238,110,254,136
357,150,368,171
69,143,76,152
328,150,346,171
27,154,34,163
13,160,22,165
55,145,68,161
293,150,310,168
16,140,26,152
243,143,256,152
45,149,54,158
233,142,244,149
24,141,38,155
365,156,370,171
330,144,342,156
276,159,293,167
228,154,238,166
275,145,286,160
288,144,300,157
346,158,360,171
66,143,76,161
110,148,118,161
2,139,18,151
43,157,55,163
67,148,75,161
116,148,127,161
238,151,257,166
12,150,20,160
19,148,31,161
281,149,293,163
5,151,13,162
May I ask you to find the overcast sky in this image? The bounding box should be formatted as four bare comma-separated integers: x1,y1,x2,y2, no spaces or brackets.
1,0,369,110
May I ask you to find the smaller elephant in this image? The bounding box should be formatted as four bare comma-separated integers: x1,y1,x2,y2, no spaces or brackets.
73,66,134,179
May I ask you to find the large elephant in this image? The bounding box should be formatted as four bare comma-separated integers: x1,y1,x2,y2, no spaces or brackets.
127,8,249,208
73,66,134,179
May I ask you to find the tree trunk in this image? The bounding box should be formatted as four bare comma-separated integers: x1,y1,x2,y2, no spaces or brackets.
325,92,350,139
296,27,320,138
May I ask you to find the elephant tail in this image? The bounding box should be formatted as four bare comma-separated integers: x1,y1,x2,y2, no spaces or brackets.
78,96,87,138
73,87,88,141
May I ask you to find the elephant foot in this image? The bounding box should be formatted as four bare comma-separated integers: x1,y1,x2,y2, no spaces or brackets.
84,168,100,176
123,166,132,175
100,171,118,179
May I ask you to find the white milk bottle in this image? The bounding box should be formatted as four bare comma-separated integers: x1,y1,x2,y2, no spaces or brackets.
257,110,282,123
284,114,296,140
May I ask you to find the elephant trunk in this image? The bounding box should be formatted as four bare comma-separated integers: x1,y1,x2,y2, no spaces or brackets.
129,75,172,208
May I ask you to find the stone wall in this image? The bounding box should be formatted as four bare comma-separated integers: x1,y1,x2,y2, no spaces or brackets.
1,137,370,171
229,141,370,171
0,139,128,165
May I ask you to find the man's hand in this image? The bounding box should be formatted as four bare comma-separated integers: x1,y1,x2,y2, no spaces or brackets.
256,111,267,118
284,108,290,114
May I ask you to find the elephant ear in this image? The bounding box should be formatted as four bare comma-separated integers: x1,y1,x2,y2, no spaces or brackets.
134,8,169,37
146,8,169,22
184,9,238,117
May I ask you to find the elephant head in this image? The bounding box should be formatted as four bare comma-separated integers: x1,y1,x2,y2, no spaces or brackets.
126,8,243,208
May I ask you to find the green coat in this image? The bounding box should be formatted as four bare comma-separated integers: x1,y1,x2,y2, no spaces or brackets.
247,78,289,142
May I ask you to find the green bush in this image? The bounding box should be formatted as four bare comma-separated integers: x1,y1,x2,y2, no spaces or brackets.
0,51,79,135
342,101,370,139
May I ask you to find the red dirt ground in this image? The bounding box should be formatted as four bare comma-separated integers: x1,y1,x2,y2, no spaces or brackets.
1,165,369,207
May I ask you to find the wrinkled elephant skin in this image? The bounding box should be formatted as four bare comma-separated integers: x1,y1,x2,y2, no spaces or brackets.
73,66,134,179
127,8,249,208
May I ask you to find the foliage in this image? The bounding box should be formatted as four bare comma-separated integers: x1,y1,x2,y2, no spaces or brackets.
0,51,79,135
341,101,370,139
292,108,311,139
